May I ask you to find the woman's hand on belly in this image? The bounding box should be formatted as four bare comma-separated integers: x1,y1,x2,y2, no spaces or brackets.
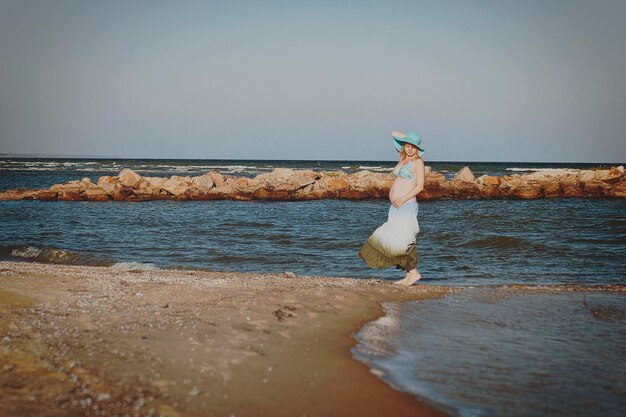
391,198,404,208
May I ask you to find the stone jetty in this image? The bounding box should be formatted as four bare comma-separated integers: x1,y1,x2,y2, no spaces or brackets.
0,166,624,201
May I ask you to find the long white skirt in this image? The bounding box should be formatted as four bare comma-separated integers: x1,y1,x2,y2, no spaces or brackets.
358,202,420,271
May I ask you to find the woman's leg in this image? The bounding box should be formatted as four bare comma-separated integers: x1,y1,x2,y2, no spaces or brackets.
399,268,421,286
393,270,411,285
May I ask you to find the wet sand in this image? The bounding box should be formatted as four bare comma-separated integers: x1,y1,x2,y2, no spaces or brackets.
0,261,449,417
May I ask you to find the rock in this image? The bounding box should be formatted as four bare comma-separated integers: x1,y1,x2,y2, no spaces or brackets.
272,180,296,192
481,185,506,198
324,173,350,193
252,188,294,200
426,172,446,183
372,175,394,196
577,170,595,183
582,179,611,197
134,178,151,191
499,176,524,190
289,169,319,189
562,175,583,197
215,177,237,193
79,177,94,191
191,173,214,191
453,167,475,183
111,184,136,201
346,171,392,198
58,183,82,201
509,185,542,199
118,168,143,188
145,186,167,199
420,179,453,199
83,187,109,201
97,176,119,194
477,175,501,186
609,181,626,198
2,166,626,202
450,168,480,197
183,186,206,200
594,168,622,184
0,189,39,200
295,188,328,200
208,171,226,187
542,180,562,198
162,177,189,196
451,180,482,197
143,176,167,188
259,168,298,191
270,168,295,183
38,190,58,200
58,190,83,201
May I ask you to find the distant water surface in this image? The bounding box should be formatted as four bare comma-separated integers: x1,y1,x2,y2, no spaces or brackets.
0,157,614,190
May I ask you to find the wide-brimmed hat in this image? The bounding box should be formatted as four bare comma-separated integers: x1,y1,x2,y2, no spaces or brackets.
393,132,425,157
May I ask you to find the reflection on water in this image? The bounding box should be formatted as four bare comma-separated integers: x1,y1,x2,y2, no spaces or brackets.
353,288,626,417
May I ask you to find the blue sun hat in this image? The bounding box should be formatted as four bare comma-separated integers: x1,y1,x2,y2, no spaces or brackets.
393,132,425,157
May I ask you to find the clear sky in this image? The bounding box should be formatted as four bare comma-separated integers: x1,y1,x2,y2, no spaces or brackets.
0,0,624,162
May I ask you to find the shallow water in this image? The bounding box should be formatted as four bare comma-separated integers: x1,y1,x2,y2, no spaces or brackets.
353,288,626,416
0,198,624,285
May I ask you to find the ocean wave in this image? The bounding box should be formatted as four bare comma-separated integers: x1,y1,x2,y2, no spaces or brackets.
0,160,270,175
221,221,274,228
8,245,81,264
0,244,112,266
110,261,159,271
455,235,533,250
211,255,253,263
351,302,402,360
11,246,42,258
506,167,578,173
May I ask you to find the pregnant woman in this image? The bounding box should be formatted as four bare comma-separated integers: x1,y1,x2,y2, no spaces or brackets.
358,131,425,286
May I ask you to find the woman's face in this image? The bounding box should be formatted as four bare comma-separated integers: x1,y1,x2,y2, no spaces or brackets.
403,143,418,157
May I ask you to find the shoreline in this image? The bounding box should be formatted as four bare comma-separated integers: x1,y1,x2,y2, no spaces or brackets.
1,262,624,416
0,261,450,417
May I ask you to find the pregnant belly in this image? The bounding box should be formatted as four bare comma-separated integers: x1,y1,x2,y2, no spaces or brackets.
389,178,416,203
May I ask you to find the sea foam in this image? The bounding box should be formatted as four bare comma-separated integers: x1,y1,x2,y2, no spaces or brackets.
110,261,159,271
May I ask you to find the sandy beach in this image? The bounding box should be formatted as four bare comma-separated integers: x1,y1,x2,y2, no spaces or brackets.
0,261,449,417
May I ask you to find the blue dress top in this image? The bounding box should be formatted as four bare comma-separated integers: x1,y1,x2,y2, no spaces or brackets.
392,161,415,181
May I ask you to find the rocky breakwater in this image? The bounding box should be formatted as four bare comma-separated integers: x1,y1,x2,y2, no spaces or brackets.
0,166,625,202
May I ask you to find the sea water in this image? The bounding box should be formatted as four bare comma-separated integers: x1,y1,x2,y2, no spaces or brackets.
352,289,626,416
1,157,625,415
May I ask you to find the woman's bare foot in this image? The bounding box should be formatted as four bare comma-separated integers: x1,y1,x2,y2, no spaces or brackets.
393,271,410,285
399,270,421,286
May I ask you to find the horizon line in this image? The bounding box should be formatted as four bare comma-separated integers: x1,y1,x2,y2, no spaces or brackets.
0,153,623,166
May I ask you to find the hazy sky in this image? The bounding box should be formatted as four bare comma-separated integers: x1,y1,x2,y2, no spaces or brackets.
0,0,624,162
